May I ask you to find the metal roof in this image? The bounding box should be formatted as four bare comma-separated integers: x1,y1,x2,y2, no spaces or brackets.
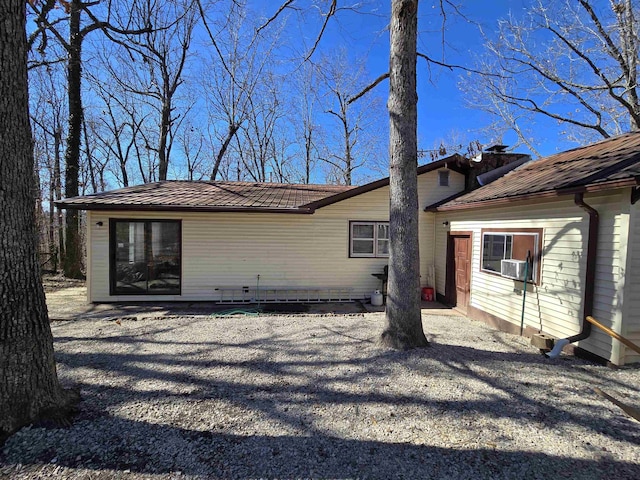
57,154,469,213
56,181,355,213
431,131,640,211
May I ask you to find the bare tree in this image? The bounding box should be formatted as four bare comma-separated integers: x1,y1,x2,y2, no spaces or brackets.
318,50,385,185
466,0,640,147
320,52,360,185
108,0,198,181
233,77,288,182
379,0,427,349
1,0,76,441
28,0,151,278
178,121,207,180
254,0,427,347
291,62,323,183
87,77,151,187
198,0,283,180
81,115,108,193
30,65,67,272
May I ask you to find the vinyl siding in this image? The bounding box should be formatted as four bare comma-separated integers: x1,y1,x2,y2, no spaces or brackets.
622,195,640,364
87,170,464,303
419,169,465,289
434,190,629,364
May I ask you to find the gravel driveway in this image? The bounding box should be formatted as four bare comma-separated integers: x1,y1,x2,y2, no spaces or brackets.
2,311,639,479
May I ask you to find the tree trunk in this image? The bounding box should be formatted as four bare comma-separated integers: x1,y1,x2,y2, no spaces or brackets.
0,0,73,442
211,123,240,180
158,99,171,181
48,165,57,272
380,0,428,350
54,125,63,271
305,129,312,184
342,105,353,186
83,118,98,193
63,0,84,279
620,0,640,130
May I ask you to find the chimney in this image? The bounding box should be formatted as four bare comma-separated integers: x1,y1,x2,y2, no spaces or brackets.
465,144,531,190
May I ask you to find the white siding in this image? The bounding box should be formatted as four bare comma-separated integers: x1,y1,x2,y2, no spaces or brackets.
622,195,640,364
434,191,629,364
419,169,465,290
88,170,464,303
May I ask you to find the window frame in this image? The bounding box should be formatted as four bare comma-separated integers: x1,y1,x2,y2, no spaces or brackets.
480,228,543,284
109,219,182,296
438,170,450,187
349,221,390,258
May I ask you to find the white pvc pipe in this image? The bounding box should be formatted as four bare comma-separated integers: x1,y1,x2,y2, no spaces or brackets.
545,338,570,359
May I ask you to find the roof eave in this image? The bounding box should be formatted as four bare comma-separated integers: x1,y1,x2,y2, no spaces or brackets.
53,202,315,214
431,178,639,212
307,154,468,210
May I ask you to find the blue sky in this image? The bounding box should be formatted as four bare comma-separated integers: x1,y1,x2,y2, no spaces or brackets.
28,0,604,190
252,0,566,159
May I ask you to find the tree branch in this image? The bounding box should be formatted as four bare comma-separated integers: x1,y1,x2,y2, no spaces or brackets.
417,52,501,77
347,72,390,104
303,0,337,62
256,0,296,34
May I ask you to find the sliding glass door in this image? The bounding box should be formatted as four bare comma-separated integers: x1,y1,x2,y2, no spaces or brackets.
110,220,181,295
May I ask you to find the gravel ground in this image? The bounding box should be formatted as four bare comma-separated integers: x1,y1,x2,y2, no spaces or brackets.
2,312,639,479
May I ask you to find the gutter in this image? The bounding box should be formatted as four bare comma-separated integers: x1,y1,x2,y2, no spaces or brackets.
53,203,316,215
429,178,639,212
546,193,599,358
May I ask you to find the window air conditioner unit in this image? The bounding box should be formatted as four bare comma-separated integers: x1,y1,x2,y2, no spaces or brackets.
501,259,528,281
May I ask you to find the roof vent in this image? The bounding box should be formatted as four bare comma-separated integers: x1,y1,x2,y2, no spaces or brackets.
485,144,508,153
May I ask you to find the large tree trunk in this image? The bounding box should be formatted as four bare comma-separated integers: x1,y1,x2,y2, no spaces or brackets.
0,0,72,442
619,0,640,130
380,0,428,350
63,0,84,279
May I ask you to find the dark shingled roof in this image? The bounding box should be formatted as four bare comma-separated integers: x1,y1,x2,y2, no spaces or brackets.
56,181,355,213
431,131,640,211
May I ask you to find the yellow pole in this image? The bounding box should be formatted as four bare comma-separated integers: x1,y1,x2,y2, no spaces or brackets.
586,316,640,355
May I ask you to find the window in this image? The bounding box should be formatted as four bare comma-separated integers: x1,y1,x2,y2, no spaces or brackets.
350,221,389,257
481,229,542,282
110,220,181,295
438,170,450,187
482,234,513,273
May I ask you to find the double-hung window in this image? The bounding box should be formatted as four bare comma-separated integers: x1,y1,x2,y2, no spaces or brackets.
350,221,389,258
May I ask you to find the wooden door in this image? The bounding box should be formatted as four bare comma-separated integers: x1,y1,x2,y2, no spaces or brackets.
447,234,471,312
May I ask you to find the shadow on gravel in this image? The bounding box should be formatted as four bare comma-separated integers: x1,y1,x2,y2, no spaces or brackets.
3,317,639,478
3,416,639,479
50,344,639,444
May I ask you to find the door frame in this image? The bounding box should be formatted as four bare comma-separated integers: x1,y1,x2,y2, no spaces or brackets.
445,231,473,309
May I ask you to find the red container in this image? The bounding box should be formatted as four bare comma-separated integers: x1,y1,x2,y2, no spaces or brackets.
421,287,434,302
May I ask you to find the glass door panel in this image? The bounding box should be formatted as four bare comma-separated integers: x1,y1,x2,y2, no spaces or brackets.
147,222,181,294
111,220,181,295
114,221,147,293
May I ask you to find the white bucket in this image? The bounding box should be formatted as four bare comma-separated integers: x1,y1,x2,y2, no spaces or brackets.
371,290,384,306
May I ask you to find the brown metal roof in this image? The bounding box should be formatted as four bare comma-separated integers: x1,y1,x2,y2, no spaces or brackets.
56,181,355,213
431,131,640,211
57,153,470,213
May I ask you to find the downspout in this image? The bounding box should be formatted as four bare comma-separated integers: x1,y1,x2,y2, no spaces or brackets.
432,213,437,290
546,193,599,358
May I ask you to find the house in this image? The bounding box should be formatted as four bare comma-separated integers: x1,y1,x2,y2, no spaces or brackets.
427,131,640,366
57,131,640,365
57,154,479,304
